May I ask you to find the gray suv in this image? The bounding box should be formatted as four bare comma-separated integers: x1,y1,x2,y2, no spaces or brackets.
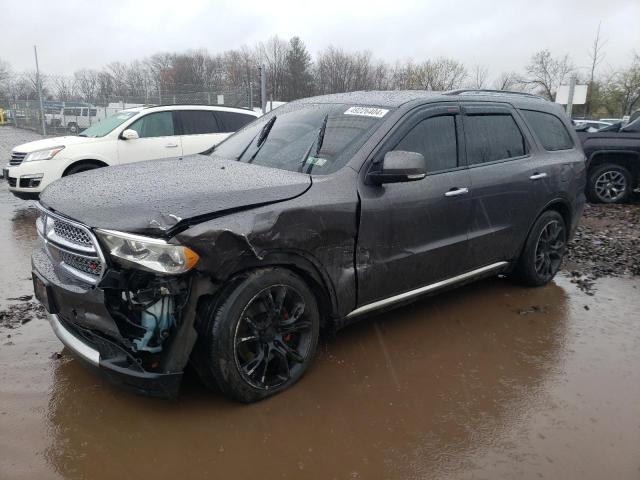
32,90,586,401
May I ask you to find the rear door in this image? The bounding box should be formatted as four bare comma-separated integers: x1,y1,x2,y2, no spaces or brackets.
117,111,182,164
461,103,544,266
177,110,227,155
356,105,474,306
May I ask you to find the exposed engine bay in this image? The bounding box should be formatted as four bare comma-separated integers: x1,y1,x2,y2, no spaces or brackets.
103,271,192,367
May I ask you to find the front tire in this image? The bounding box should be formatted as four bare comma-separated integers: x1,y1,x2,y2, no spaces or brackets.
514,210,567,287
63,163,102,176
587,163,632,203
194,268,320,403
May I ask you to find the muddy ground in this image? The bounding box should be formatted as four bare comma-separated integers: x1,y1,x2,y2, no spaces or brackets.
0,126,639,479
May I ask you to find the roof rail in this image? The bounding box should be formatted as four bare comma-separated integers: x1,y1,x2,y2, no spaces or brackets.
445,89,546,100
144,103,257,112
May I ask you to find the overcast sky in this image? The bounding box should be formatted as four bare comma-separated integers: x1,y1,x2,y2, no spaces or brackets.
2,0,638,79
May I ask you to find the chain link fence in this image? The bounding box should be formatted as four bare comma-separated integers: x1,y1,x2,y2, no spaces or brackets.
0,77,262,136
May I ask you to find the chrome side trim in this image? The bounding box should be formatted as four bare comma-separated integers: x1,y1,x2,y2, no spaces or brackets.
49,313,100,366
346,261,509,319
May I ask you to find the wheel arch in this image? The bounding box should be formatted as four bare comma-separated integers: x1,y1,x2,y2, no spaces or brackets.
61,159,109,177
216,250,340,329
587,150,640,186
514,197,574,266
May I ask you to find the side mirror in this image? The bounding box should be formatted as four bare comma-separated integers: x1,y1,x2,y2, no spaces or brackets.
121,129,139,140
367,151,427,184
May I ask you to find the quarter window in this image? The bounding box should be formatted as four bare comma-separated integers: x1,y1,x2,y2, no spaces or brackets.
129,112,175,138
393,115,458,172
464,114,526,164
179,110,220,135
216,111,257,132
521,110,574,151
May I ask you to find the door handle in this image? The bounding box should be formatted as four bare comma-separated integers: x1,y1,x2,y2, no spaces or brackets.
529,172,548,180
165,143,179,148
444,187,469,197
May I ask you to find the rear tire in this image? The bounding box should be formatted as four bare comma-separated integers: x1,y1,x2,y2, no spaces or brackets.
193,268,320,403
587,163,632,204
513,210,567,287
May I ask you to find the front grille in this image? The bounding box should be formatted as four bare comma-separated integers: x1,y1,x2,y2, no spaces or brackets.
60,250,103,277
53,219,93,247
38,205,105,284
8,177,16,187
10,151,26,166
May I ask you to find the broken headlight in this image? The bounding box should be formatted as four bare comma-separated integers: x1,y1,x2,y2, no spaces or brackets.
96,229,199,275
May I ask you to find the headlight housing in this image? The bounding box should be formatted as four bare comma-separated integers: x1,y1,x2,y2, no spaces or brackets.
96,229,199,275
24,146,65,162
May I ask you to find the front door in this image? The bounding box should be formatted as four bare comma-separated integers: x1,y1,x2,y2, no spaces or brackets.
118,111,182,165
356,105,474,307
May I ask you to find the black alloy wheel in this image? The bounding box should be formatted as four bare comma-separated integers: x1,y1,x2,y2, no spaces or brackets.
513,210,567,286
534,219,566,279
193,268,320,403
234,285,313,390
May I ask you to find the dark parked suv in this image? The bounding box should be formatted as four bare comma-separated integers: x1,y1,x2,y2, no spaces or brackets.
32,90,586,401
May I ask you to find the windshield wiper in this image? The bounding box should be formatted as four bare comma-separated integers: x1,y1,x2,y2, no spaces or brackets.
240,116,277,163
299,114,329,173
78,133,88,137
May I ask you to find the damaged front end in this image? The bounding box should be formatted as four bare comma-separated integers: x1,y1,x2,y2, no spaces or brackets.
33,205,208,398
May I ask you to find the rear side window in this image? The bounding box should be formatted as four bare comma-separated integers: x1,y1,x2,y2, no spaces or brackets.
464,114,525,164
393,115,458,172
521,110,574,151
216,111,257,132
179,110,220,135
128,112,175,138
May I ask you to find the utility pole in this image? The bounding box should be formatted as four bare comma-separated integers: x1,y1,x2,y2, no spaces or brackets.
33,45,46,135
566,74,577,119
259,64,267,114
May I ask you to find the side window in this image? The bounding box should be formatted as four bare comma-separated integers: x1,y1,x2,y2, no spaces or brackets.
393,115,458,172
216,111,257,132
464,114,525,165
521,110,574,151
180,110,220,135
128,112,175,138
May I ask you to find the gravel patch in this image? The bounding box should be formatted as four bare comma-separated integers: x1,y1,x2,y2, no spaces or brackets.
564,202,640,293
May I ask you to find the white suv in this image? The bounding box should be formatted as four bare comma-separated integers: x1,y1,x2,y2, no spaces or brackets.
3,105,260,199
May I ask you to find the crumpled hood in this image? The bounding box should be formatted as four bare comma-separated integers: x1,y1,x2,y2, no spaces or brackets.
13,135,102,153
40,155,311,235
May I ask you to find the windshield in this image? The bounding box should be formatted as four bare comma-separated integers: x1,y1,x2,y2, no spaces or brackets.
212,103,390,174
78,111,139,138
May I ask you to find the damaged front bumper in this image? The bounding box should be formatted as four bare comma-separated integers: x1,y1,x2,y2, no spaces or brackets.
32,228,193,399
48,312,182,397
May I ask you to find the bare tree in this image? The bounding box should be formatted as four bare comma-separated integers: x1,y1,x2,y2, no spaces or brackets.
586,22,607,115
412,58,467,90
74,69,100,102
52,75,76,101
468,65,489,89
520,49,574,100
493,71,519,90
615,53,640,114
257,36,289,100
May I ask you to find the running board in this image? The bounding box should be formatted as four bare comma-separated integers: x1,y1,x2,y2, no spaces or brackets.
346,261,509,319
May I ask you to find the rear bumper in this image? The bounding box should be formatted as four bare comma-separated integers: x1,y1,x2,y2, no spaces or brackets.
49,312,182,398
